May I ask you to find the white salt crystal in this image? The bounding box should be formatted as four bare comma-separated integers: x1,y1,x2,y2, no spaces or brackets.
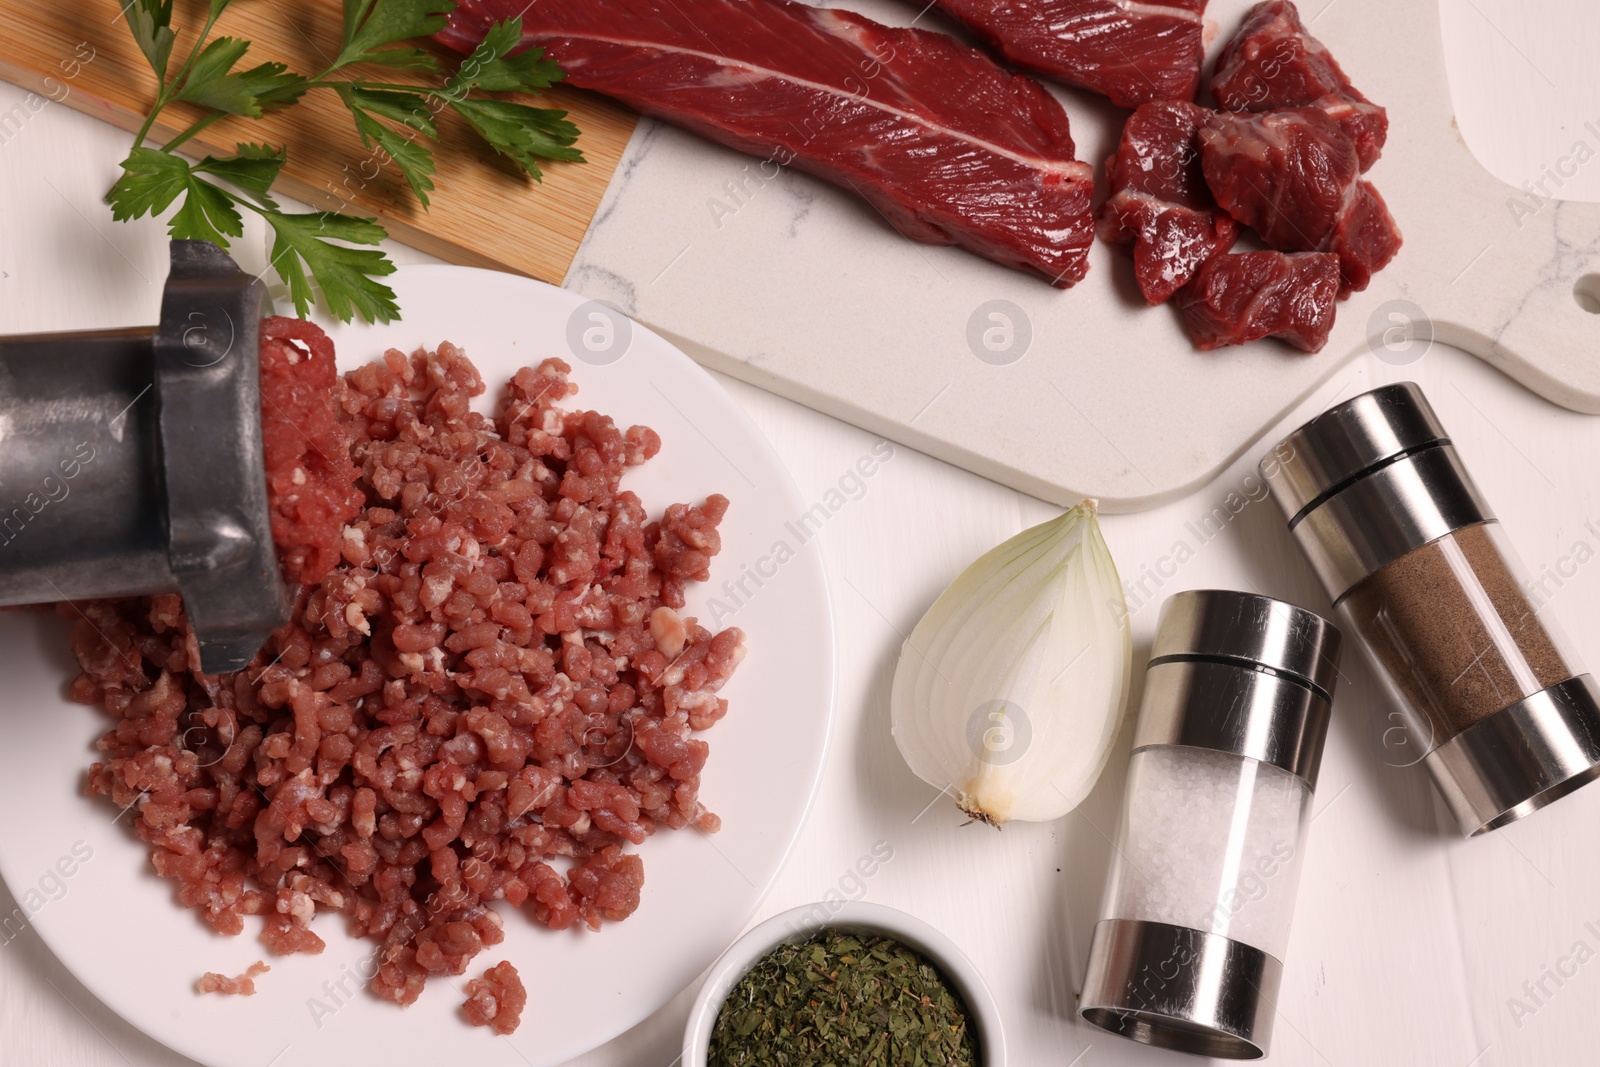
1101,746,1311,959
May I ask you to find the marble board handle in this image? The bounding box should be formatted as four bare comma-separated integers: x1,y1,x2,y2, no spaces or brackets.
1360,1,1600,410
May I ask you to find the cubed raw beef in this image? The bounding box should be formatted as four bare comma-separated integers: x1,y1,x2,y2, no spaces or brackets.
1328,181,1402,294
1099,101,1239,304
1212,0,1388,171
1200,108,1399,293
1178,251,1341,352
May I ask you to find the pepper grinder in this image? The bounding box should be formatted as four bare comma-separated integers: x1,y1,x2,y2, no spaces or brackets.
1262,382,1600,835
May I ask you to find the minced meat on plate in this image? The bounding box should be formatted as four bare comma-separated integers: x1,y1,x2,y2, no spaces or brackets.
66,324,744,1029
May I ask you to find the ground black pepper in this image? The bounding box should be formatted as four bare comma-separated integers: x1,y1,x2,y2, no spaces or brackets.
1337,521,1573,743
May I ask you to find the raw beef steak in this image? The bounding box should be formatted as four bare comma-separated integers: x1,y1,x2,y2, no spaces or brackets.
439,0,1097,285
929,0,1208,108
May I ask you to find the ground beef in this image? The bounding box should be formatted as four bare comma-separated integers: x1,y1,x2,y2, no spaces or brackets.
196,960,269,996
66,338,745,1030
258,316,365,586
462,960,527,1034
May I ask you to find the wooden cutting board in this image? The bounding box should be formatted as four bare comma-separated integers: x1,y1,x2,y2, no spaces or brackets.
0,0,636,283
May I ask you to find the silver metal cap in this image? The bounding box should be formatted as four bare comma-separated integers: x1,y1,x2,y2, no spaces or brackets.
1261,382,1448,522
1139,591,1340,788
1426,675,1600,835
1262,384,1494,600
1151,588,1342,697
1080,919,1283,1060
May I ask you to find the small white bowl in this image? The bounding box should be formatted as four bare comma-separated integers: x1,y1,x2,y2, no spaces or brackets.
682,900,1006,1065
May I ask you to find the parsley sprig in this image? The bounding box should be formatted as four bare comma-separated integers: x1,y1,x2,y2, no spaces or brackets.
108,0,582,323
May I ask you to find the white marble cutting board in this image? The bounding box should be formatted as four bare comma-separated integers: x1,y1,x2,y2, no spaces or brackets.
564,0,1600,511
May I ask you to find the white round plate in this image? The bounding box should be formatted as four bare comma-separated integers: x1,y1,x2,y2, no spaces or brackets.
0,266,836,1067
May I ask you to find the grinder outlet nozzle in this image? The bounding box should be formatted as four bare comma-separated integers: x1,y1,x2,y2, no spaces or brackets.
0,240,288,673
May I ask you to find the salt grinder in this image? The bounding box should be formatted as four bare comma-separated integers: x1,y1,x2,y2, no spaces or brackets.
1262,383,1600,835
1079,589,1340,1060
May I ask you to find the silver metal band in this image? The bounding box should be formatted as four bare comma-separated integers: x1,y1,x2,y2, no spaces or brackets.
1262,382,1449,521
1152,588,1341,697
1425,675,1600,836
1080,918,1283,1060
1291,445,1493,600
1136,660,1332,790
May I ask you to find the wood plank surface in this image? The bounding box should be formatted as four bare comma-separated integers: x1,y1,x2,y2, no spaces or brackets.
0,0,636,284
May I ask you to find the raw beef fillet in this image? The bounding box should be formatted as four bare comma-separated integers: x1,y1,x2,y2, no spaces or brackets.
1199,108,1400,293
439,0,1097,286
1212,0,1388,171
930,0,1207,108
1098,101,1239,304
1178,251,1340,352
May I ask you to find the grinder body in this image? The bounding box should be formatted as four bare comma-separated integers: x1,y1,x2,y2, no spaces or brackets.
0,328,169,598
0,241,289,673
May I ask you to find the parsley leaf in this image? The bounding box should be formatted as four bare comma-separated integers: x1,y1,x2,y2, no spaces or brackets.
431,18,581,182
106,147,191,220
449,99,583,179
264,211,399,323
341,86,437,137
106,149,243,245
123,0,177,84
351,47,444,73
193,143,286,207
443,20,563,97
335,0,453,71
175,37,307,116
347,105,437,207
110,0,581,323
169,179,244,245
341,0,374,31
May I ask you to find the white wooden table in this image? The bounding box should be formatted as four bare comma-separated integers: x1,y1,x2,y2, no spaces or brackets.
1,2,1597,1064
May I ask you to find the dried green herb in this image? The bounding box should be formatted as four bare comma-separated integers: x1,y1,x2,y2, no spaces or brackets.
708,928,980,1067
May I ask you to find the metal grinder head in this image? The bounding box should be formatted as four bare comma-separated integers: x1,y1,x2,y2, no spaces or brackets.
0,241,288,673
